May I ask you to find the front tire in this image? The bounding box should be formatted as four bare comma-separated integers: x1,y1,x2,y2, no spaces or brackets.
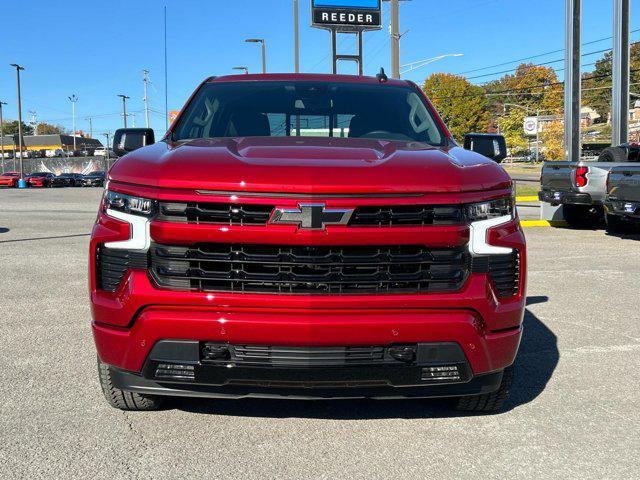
97,357,163,411
452,367,514,413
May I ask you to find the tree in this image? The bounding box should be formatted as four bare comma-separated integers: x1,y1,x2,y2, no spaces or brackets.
582,42,640,120
422,73,490,142
541,120,564,160
0,120,34,136
35,123,64,135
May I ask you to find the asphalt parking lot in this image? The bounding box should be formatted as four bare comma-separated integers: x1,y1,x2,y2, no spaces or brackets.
1,188,639,479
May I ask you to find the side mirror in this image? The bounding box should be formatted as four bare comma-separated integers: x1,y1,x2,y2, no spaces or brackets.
463,133,507,163
112,128,155,157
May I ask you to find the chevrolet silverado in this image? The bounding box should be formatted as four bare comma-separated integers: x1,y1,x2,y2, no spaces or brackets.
90,73,526,413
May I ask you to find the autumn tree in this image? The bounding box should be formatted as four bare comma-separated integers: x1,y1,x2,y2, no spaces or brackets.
35,123,65,135
0,120,34,136
422,73,490,142
582,42,640,119
541,120,564,160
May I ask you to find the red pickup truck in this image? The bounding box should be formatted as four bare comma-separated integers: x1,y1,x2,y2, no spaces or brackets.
91,73,526,413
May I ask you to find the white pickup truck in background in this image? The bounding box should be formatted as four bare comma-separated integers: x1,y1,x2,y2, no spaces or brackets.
539,144,640,227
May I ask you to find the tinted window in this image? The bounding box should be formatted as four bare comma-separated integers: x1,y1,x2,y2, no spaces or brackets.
173,81,444,145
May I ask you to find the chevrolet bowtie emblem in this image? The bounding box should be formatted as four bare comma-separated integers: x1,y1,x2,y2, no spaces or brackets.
270,203,354,230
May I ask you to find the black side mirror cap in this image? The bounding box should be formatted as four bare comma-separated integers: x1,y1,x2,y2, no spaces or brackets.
463,133,507,163
113,128,155,157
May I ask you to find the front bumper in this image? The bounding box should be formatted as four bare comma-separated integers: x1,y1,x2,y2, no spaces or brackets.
109,365,505,400
539,189,593,206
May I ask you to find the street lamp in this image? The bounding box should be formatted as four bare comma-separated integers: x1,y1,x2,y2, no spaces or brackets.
69,94,78,151
245,38,266,74
400,54,464,76
233,66,249,74
117,94,130,128
10,64,25,186
0,101,6,172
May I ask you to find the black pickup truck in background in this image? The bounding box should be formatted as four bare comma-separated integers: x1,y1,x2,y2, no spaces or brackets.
605,164,640,233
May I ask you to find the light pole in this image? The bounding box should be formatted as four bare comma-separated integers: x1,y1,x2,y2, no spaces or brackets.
69,94,78,150
87,116,93,138
233,66,249,74
0,101,6,172
245,38,266,73
293,0,300,73
103,132,111,167
143,69,150,128
117,94,130,128
10,64,25,185
390,0,400,79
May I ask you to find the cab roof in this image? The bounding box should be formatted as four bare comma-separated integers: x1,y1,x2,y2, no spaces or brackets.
207,73,410,87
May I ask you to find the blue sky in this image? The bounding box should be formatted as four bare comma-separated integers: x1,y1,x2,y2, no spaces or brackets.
0,0,637,140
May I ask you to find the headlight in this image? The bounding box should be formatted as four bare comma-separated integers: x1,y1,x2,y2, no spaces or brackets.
465,196,514,222
104,190,157,217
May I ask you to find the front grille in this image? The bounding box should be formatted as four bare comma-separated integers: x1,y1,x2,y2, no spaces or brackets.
157,202,274,225
155,201,466,227
204,344,387,366
150,243,469,294
96,246,148,292
350,205,463,226
471,251,520,297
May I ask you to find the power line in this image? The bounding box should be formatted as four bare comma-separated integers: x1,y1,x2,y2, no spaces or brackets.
456,28,640,76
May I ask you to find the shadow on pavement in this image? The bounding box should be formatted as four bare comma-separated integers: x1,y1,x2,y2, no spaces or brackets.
175,303,558,419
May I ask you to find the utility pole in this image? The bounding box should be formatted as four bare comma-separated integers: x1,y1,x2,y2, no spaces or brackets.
390,0,400,79
294,0,300,73
0,101,6,172
246,38,266,73
69,94,78,150
103,132,111,168
564,0,581,161
87,116,93,138
10,64,25,184
143,69,150,128
117,94,130,128
612,0,630,146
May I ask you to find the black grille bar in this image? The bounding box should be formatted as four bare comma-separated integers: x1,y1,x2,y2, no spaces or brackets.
96,247,148,292
471,251,520,298
157,202,274,225
155,202,466,227
150,243,470,294
350,205,463,226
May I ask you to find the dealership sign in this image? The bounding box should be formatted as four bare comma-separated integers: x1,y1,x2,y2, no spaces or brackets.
311,0,382,30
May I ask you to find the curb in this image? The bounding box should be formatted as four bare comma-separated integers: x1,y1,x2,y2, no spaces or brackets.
515,196,539,202
520,220,568,228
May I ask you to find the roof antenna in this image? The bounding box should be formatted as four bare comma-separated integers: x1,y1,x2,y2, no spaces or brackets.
376,67,388,83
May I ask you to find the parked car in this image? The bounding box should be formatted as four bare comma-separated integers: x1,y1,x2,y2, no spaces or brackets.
538,144,640,227
15,150,34,159
604,164,640,233
94,148,114,158
80,149,95,157
57,173,85,187
1,152,14,159
0,171,20,187
25,172,55,187
46,149,64,158
82,171,106,187
91,73,526,413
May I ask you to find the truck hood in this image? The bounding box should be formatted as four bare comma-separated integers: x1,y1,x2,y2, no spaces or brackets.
109,137,511,194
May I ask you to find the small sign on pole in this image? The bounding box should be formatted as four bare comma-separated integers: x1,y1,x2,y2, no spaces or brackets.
523,116,539,136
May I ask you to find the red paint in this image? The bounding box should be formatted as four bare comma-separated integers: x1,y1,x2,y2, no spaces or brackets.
90,74,526,387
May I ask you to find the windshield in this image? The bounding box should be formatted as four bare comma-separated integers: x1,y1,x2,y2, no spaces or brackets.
172,81,444,145
1,172,18,176
28,173,48,177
